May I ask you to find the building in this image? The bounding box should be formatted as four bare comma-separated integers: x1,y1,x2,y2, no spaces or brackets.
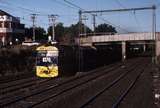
0,10,25,45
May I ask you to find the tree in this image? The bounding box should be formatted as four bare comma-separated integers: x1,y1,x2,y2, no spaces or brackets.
47,22,92,44
67,22,92,38
25,27,32,39
63,22,92,44
95,23,117,34
25,27,47,41
35,27,47,41
48,23,65,42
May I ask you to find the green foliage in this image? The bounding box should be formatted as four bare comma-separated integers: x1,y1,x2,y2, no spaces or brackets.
48,23,65,41
25,22,117,44
47,22,92,44
25,27,47,41
95,23,117,34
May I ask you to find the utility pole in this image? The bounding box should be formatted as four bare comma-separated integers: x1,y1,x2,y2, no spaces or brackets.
78,10,82,72
152,5,157,64
92,14,96,35
82,15,88,37
79,10,82,38
31,14,36,42
48,15,58,41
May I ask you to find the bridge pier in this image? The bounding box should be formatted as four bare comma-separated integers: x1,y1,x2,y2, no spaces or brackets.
122,41,126,61
143,44,146,52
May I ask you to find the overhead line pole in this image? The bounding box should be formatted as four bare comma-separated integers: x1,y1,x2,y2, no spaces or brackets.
80,5,157,63
78,10,82,72
81,6,155,14
152,5,157,64
31,14,36,42
64,0,129,34
48,14,58,41
92,14,96,34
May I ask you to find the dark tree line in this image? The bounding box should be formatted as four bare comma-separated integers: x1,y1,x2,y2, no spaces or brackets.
95,23,117,34
25,27,47,41
25,22,117,44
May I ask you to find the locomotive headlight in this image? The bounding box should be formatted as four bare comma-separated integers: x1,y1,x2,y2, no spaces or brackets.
48,65,53,70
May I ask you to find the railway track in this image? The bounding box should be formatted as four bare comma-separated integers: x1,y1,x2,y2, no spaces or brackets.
0,73,34,84
0,60,121,93
0,77,48,94
0,61,120,99
152,65,160,108
1,64,111,99
79,65,146,108
33,58,148,108
0,59,137,108
81,59,149,108
118,62,154,108
0,58,150,108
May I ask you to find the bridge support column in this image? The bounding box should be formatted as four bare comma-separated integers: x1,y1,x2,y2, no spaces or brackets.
143,44,146,52
122,41,126,61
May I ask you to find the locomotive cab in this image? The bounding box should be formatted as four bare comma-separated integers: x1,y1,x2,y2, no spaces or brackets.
36,45,59,77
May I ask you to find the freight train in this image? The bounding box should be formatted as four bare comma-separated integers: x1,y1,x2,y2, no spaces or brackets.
36,44,122,78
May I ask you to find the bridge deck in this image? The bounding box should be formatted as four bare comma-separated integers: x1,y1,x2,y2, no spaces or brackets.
77,32,160,44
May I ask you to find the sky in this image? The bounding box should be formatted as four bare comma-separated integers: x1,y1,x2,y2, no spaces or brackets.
0,0,159,33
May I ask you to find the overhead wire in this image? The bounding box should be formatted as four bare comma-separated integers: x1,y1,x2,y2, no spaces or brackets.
62,0,131,72
0,0,48,15
0,0,78,17
97,16,130,33
51,0,77,10
114,0,143,32
133,11,143,32
63,0,130,33
0,1,58,29
16,0,78,17
115,0,126,9
0,3,49,29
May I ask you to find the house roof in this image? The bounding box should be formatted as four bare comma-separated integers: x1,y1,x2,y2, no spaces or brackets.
0,10,20,22
0,10,12,16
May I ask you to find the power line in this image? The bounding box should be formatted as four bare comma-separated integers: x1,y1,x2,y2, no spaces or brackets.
114,0,146,32
0,1,78,17
0,1,60,28
133,11,143,32
63,0,130,33
0,1,37,13
0,1,60,17
97,16,130,33
115,0,126,8
51,0,77,10
0,0,81,32
0,0,48,15
64,0,84,10
82,6,156,33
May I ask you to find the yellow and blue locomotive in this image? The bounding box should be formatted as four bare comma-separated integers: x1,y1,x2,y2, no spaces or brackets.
36,45,59,77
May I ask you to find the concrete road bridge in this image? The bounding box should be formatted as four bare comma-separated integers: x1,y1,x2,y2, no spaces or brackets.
76,32,160,63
